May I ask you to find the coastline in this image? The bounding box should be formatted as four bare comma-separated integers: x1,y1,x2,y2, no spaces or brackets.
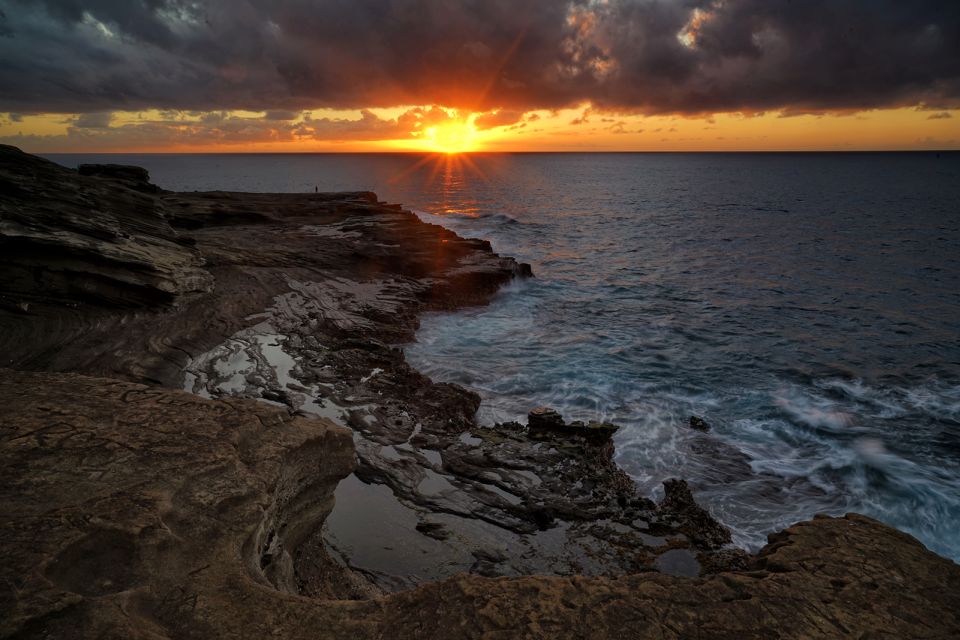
1,144,959,637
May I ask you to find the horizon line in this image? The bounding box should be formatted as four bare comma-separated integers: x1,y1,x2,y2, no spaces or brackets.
35,148,960,155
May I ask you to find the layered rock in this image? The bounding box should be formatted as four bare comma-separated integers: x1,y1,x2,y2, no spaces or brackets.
0,146,958,638
382,512,960,638
1,370,958,638
0,368,370,640
0,145,211,308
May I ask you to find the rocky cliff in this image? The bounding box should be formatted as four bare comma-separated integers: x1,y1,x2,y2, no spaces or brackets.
2,369,958,639
0,145,212,307
0,145,957,639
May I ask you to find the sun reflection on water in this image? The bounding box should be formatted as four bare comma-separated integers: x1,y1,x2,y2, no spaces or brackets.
388,152,493,219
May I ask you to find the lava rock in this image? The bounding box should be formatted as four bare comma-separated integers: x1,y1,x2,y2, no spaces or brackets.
570,420,620,438
527,406,565,430
527,407,619,442
660,478,731,548
415,522,450,541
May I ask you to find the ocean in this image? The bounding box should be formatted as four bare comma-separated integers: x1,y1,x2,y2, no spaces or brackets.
47,151,960,560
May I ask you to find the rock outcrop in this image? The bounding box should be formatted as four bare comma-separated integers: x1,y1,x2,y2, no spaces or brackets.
0,368,370,640
0,145,211,307
381,512,960,638
2,370,958,638
0,146,958,638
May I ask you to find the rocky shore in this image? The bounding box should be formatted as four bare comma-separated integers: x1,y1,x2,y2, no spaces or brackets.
1,144,958,638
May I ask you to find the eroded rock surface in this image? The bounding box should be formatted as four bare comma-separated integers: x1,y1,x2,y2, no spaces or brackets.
0,145,212,307
3,144,722,590
0,368,369,640
1,146,958,638
382,513,960,639
1,371,958,638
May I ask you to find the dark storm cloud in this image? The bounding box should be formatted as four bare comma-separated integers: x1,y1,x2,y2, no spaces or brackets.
263,110,301,121
69,111,112,128
0,0,957,116
0,106,465,151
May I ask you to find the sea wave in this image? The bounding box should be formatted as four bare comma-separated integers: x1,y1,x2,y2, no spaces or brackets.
406,152,960,561
77,151,960,561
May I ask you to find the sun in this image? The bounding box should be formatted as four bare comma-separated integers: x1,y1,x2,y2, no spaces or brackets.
423,120,479,153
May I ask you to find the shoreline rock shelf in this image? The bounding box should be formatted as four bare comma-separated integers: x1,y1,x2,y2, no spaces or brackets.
1,144,958,638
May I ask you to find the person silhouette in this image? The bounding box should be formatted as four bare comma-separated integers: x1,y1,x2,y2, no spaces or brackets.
314,185,318,193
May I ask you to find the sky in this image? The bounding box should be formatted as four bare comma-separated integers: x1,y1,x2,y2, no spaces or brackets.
0,0,958,153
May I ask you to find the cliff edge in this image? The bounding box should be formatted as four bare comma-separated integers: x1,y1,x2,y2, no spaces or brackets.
0,146,957,639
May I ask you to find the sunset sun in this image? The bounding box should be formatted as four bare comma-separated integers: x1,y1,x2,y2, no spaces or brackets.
423,119,478,153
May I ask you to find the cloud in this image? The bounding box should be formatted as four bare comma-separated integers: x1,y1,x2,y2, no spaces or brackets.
474,109,525,130
300,109,411,141
0,0,957,118
916,135,958,147
263,110,301,121
0,106,464,150
570,107,592,125
70,111,112,128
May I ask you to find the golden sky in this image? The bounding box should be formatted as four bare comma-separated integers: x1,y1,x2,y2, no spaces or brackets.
2,2,958,153
1,105,957,153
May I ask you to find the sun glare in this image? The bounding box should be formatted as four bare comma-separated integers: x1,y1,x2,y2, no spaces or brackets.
424,120,479,153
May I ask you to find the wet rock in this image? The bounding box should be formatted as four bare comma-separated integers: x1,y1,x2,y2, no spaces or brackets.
261,388,291,405
415,521,450,541
687,434,756,484
659,478,732,548
529,507,556,530
653,548,701,577
689,415,711,432
527,406,564,430
472,548,508,564
515,262,534,278
528,407,619,441
470,548,510,577
569,419,620,439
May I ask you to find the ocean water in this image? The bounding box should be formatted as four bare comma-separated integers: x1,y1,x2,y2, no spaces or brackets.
48,152,960,560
